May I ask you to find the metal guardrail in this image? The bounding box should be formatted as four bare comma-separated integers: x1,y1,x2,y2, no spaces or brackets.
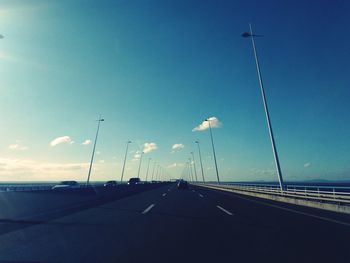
0,184,53,192
197,183,350,206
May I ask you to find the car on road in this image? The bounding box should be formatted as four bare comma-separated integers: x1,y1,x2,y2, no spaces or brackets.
177,180,189,190
52,181,80,190
104,180,118,188
127,178,141,186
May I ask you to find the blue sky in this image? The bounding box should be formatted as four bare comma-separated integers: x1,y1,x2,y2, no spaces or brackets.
0,0,349,182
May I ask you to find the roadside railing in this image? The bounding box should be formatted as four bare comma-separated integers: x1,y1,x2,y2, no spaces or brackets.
0,184,54,192
195,182,350,206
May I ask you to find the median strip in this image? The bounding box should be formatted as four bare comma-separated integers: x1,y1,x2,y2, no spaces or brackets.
216,205,233,216
142,204,155,214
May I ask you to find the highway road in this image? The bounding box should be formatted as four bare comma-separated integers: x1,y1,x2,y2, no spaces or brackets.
0,183,349,263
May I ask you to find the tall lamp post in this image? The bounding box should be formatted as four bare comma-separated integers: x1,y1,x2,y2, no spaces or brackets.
120,140,132,182
195,140,205,183
190,152,198,182
86,116,104,186
205,118,221,184
137,152,144,178
155,165,160,181
151,161,156,181
242,24,285,192
145,158,151,182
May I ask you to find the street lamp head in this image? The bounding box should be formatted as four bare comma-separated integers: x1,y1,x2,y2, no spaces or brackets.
100,118,105,121
195,140,199,144
127,140,132,143
241,32,263,38
241,32,251,38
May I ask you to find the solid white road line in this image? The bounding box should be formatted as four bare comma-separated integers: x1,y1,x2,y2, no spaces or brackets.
142,204,155,214
216,205,233,216
162,193,167,197
192,190,196,192
198,194,204,198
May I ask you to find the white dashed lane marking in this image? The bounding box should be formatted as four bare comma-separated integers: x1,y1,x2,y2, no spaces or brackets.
142,204,155,214
216,205,233,216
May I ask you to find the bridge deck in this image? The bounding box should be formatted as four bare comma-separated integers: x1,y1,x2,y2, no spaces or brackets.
0,183,349,262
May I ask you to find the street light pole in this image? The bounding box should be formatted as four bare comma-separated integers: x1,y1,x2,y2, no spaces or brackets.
155,165,160,181
186,162,191,182
242,24,285,192
151,162,156,181
206,118,221,184
195,141,205,183
188,158,195,182
188,159,194,182
137,152,144,179
145,158,151,182
190,152,198,182
120,140,131,182
86,116,104,186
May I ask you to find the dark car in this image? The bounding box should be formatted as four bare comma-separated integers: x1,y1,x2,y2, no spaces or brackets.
52,181,80,190
127,178,141,186
177,180,189,190
104,180,117,188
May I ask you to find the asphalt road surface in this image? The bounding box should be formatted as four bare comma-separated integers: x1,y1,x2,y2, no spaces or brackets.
0,183,349,263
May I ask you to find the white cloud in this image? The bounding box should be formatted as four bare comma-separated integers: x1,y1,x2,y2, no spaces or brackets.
132,151,142,161
50,136,73,147
171,143,184,153
304,162,311,168
167,163,184,168
143,142,157,154
8,142,28,151
81,139,92,145
192,117,222,132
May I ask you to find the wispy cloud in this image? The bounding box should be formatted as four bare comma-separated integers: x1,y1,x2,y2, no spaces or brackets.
304,162,311,168
171,143,184,153
167,163,184,168
192,117,222,132
50,136,73,147
250,168,276,177
0,157,90,181
143,142,157,154
8,140,28,151
0,51,48,71
81,139,92,145
132,151,142,161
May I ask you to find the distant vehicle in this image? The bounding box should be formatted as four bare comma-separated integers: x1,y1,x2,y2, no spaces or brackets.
127,178,141,186
52,181,80,190
177,180,189,190
104,180,118,188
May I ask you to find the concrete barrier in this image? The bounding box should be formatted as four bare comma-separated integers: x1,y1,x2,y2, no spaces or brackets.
196,184,350,215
